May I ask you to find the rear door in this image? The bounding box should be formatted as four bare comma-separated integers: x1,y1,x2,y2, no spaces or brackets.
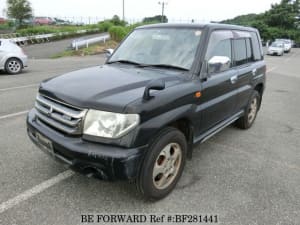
233,31,265,112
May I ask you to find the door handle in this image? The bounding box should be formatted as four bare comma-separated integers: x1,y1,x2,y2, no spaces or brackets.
230,75,238,84
252,68,257,76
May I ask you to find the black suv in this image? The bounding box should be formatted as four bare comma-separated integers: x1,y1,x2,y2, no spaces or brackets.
27,23,266,200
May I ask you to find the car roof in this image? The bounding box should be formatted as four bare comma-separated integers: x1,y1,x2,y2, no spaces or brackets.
136,23,257,32
0,39,10,43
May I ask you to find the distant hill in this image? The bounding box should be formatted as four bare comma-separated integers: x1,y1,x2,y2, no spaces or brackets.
219,0,300,42
220,14,260,26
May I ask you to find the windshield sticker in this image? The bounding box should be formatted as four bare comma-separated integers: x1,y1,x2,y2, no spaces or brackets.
195,30,202,36
152,34,170,40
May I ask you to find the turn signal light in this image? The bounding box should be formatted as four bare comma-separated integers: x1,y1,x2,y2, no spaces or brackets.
195,91,202,98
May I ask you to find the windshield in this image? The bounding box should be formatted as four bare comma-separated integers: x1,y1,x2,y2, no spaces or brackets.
271,42,283,47
108,28,202,70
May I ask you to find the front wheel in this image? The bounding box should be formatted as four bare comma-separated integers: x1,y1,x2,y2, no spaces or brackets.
136,127,187,200
5,58,23,74
236,91,260,129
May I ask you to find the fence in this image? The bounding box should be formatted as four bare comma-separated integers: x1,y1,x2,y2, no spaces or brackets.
0,28,101,46
71,34,110,50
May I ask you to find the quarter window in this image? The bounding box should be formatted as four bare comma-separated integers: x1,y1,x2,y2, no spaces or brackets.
250,32,263,61
246,38,253,61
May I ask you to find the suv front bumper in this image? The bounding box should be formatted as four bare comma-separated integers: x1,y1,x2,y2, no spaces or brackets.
26,109,147,180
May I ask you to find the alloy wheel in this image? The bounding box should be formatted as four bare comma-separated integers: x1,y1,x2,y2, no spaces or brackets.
248,97,258,124
152,143,182,190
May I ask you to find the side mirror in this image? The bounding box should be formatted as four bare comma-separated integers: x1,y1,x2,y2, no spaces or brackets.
105,48,114,58
143,79,165,101
207,56,231,74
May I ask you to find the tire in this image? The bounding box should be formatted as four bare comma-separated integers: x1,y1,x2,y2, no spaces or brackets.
136,127,187,200
236,91,260,129
5,58,23,74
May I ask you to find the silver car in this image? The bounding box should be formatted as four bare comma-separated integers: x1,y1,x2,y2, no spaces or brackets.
0,39,28,74
267,42,284,56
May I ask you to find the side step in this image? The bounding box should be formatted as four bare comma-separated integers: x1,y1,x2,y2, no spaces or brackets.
195,110,244,144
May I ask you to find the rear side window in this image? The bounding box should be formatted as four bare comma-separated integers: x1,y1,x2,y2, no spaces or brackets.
233,38,254,66
234,39,247,66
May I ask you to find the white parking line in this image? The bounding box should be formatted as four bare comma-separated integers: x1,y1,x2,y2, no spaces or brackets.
0,170,74,214
0,111,29,120
0,84,38,92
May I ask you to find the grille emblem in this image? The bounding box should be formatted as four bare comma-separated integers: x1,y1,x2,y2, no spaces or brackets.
47,106,53,116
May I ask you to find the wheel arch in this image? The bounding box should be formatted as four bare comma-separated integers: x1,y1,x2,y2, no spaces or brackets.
5,57,23,68
167,118,194,159
254,83,264,109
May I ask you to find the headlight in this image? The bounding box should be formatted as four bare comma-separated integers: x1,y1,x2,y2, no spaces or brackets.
83,109,140,138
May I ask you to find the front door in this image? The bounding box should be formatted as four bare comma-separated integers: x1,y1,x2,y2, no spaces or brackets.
196,30,238,135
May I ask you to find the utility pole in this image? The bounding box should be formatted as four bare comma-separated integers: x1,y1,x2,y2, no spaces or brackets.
158,2,167,23
122,0,125,21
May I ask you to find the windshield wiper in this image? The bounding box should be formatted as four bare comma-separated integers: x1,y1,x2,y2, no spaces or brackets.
107,60,189,71
137,64,189,71
107,59,142,66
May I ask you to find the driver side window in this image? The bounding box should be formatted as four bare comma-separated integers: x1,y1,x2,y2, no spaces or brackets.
205,30,233,74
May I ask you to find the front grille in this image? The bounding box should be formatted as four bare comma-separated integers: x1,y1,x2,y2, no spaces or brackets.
35,94,87,135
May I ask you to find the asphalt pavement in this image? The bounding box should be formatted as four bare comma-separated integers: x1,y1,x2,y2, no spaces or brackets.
22,33,108,59
0,50,299,225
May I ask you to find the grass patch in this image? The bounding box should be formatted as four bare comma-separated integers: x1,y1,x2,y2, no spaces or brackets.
51,40,119,58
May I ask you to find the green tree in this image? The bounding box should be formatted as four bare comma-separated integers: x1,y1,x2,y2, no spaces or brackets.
220,0,300,42
250,20,269,39
221,14,259,26
264,0,297,29
110,15,126,26
143,15,168,23
6,0,33,26
293,0,300,27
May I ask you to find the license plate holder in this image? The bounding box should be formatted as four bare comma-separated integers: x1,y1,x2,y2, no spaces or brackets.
35,132,54,156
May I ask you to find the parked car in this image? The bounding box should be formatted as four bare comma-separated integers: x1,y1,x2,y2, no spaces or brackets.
267,42,285,56
294,42,300,48
27,23,266,200
53,18,71,26
0,39,28,74
22,18,34,26
34,17,55,25
0,17,6,24
275,39,292,53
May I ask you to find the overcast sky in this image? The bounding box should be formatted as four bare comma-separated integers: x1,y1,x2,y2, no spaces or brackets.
0,0,281,22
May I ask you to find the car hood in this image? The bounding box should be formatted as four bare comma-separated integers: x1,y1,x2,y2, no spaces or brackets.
268,47,282,51
39,65,186,113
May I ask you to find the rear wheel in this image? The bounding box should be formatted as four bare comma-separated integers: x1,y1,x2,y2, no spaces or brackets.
136,127,187,200
5,58,23,74
236,91,260,129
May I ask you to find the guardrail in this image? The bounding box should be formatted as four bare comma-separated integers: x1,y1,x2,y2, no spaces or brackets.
0,28,101,46
71,34,110,50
